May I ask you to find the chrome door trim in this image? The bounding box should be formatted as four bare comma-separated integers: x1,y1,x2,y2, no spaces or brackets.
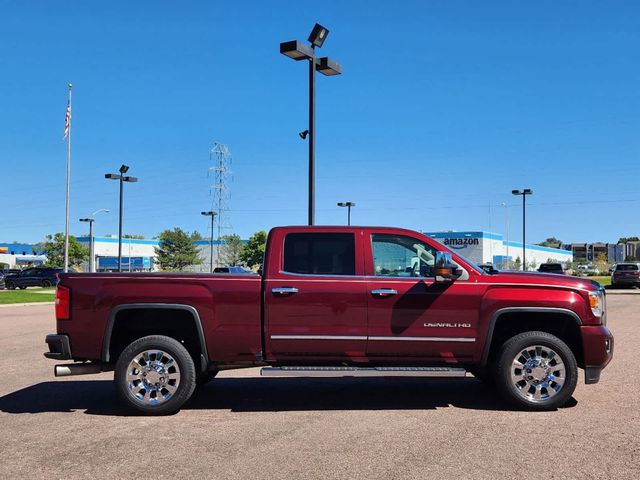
270,335,367,341
368,336,476,343
270,335,474,342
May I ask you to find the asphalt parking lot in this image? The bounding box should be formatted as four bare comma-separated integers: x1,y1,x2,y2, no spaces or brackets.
1,298,638,480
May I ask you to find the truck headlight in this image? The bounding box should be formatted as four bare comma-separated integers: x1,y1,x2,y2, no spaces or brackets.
589,291,604,319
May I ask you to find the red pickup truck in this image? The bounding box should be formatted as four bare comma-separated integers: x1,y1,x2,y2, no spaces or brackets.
45,226,613,415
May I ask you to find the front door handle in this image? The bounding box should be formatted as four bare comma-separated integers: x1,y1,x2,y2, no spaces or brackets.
371,288,398,297
272,287,299,296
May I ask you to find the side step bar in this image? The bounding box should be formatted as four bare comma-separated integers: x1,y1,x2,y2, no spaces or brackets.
260,366,466,378
54,363,102,377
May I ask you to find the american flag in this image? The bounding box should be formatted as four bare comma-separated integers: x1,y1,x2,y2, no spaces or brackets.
63,100,71,139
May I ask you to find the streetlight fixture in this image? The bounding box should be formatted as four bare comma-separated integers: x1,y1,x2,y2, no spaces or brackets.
105,164,138,272
280,23,342,226
511,189,533,270
337,201,356,226
201,211,217,273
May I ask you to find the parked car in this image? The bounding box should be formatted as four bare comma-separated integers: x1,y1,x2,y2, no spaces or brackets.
4,267,62,289
611,263,640,288
576,264,598,275
537,263,565,274
213,266,254,274
45,225,613,415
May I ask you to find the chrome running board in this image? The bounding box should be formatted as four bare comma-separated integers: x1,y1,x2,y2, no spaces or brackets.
260,366,466,378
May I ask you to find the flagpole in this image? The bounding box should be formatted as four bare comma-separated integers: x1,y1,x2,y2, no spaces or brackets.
64,83,72,273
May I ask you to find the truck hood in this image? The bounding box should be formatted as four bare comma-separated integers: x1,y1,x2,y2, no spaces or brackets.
482,271,602,291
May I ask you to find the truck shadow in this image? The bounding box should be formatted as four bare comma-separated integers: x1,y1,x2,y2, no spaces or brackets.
0,377,577,415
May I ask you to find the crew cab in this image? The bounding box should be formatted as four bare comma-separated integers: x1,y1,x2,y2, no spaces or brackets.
44,226,613,415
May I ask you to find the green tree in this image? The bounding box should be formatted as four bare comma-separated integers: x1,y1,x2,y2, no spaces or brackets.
240,230,267,270
155,228,202,271
190,231,204,241
513,256,522,271
618,237,639,244
219,234,244,266
595,252,609,274
538,237,563,248
42,233,89,269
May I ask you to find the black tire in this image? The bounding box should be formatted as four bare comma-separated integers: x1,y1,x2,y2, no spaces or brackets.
114,335,196,415
196,370,219,388
41,280,51,288
19,286,27,290
5,282,15,290
494,331,577,411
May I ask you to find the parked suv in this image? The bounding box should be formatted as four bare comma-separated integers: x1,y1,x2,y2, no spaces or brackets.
538,263,565,274
611,263,640,288
4,267,62,289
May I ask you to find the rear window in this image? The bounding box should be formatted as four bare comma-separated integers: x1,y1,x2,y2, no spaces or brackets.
283,233,355,276
616,264,639,271
539,264,563,272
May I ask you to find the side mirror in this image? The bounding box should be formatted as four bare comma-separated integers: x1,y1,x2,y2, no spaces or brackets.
435,251,462,283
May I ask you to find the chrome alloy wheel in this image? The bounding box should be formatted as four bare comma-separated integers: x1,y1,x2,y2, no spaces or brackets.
125,350,181,406
510,345,566,403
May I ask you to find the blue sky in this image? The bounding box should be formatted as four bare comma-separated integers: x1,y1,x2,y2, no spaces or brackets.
1,1,638,244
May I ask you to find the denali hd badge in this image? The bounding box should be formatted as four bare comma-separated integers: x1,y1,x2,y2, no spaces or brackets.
424,322,472,328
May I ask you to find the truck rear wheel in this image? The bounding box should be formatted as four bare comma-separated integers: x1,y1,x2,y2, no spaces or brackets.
114,335,196,415
495,331,577,410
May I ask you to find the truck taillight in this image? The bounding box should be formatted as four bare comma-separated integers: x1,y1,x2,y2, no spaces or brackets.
55,286,70,320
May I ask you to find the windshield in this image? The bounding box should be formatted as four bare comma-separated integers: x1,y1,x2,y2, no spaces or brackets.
452,252,485,275
616,264,638,271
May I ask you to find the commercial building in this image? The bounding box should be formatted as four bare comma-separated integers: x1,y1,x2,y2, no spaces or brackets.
424,231,573,270
0,243,46,268
76,236,238,272
567,243,626,264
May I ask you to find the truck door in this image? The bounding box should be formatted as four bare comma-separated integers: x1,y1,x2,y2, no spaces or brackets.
265,230,368,361
365,231,480,362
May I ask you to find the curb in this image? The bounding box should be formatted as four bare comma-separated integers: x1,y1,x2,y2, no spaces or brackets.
0,302,55,309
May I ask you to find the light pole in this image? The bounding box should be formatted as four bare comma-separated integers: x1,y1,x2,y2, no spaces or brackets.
105,165,138,272
280,24,342,226
500,202,509,269
337,202,355,225
511,189,533,270
79,218,94,272
201,211,217,273
80,209,109,272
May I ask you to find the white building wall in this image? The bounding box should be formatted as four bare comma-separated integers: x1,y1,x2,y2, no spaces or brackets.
425,231,572,270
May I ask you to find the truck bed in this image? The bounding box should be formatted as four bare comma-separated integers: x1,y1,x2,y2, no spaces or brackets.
58,272,263,363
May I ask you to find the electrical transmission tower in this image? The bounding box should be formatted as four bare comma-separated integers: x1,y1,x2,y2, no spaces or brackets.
208,142,232,265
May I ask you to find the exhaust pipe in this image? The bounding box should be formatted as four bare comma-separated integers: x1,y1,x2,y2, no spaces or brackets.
54,363,102,377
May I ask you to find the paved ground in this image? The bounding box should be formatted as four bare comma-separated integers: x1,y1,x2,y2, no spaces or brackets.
0,299,637,480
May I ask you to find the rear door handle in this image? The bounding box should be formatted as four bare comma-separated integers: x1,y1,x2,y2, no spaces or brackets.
371,288,398,297
272,287,299,296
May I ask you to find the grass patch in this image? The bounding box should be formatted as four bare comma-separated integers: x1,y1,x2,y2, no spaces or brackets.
0,288,55,304
575,275,611,286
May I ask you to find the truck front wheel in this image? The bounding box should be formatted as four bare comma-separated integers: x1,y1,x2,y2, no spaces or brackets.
495,331,577,410
114,335,196,415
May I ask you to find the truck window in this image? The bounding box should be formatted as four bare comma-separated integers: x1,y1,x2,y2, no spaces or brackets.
371,234,436,277
283,233,355,275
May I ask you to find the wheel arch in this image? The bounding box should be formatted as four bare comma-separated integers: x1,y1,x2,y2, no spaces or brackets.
481,307,583,368
102,303,210,372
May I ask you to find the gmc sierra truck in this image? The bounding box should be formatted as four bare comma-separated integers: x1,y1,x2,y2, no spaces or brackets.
44,226,613,415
